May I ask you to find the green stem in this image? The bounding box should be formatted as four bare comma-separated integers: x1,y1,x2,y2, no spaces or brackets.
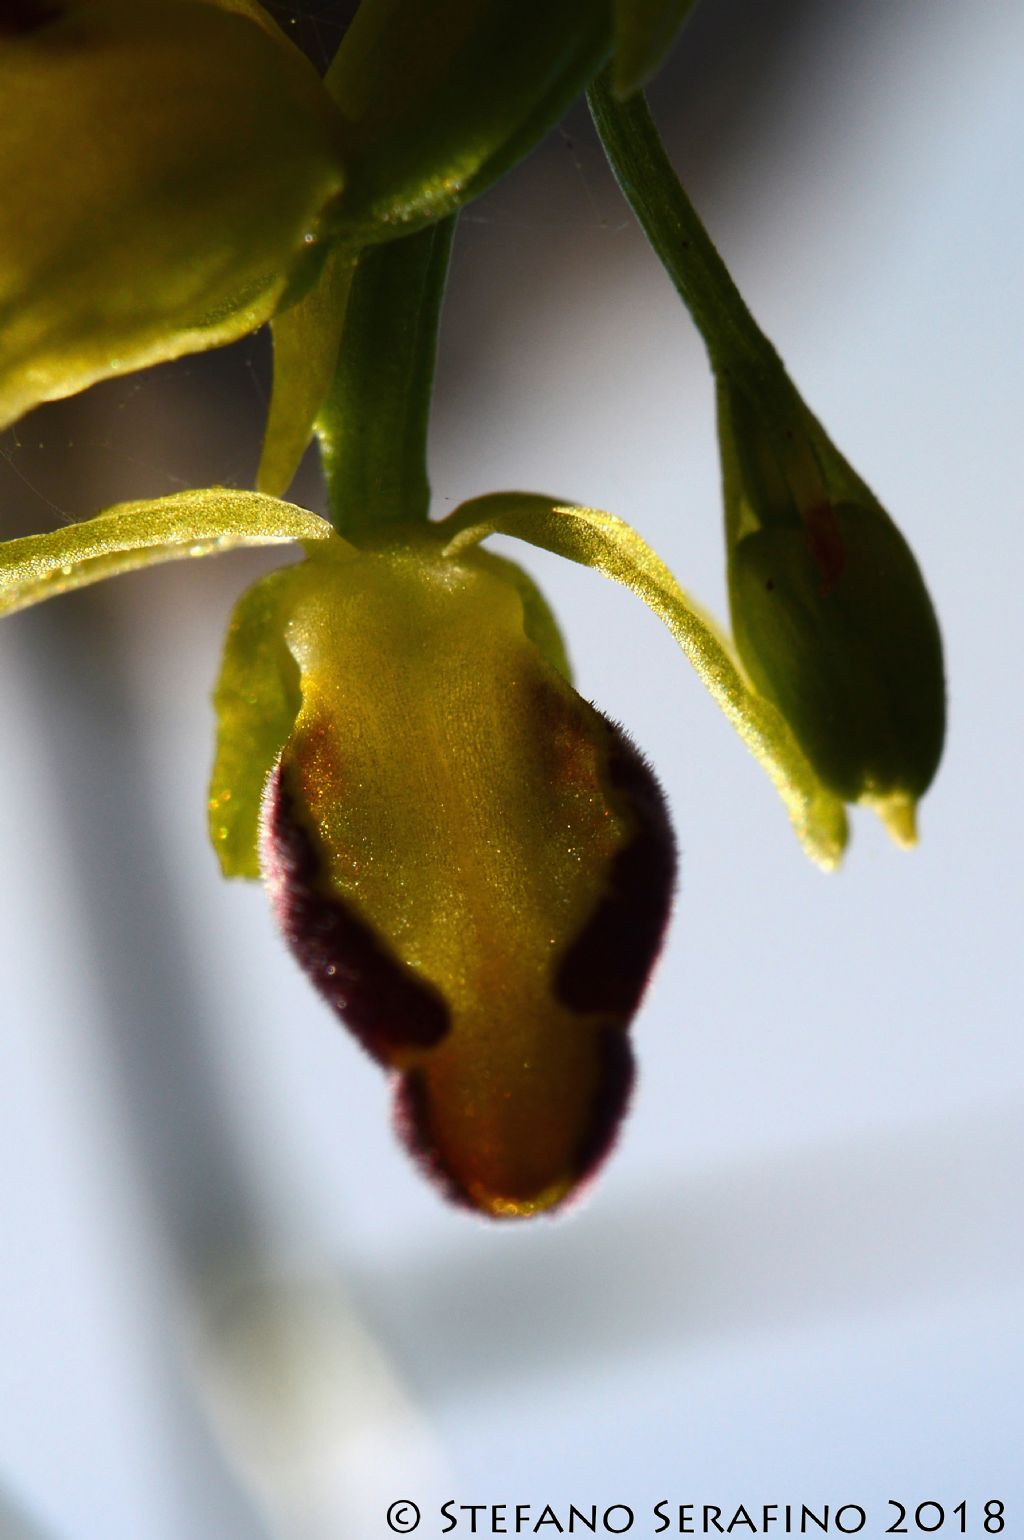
317,216,456,539
587,72,808,445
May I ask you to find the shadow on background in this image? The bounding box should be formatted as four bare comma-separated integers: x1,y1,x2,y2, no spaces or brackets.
355,1106,1022,1400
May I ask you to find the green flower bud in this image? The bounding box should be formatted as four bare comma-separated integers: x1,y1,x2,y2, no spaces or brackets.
0,0,346,429
323,0,612,239
719,385,945,840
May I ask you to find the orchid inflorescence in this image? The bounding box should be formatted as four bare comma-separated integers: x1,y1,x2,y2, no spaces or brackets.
0,0,945,1218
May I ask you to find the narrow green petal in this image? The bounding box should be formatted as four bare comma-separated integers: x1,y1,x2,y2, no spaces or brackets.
612,0,702,97
441,492,848,869
257,248,358,498
0,0,346,430
209,567,308,878
0,489,334,618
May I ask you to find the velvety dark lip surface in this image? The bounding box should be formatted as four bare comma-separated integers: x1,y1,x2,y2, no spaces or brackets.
263,761,452,1064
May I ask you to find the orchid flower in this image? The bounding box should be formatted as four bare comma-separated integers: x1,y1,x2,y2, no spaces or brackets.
0,0,944,1216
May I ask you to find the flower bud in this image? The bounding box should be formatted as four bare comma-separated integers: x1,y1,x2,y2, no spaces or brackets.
718,385,945,839
324,0,612,239
253,541,676,1217
728,503,945,838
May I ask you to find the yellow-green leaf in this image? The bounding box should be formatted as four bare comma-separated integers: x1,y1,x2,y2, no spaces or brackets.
0,489,333,618
471,548,573,682
440,492,848,870
0,0,346,430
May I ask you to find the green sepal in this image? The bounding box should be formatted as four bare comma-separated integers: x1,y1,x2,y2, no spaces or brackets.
612,0,702,97
0,489,333,618
323,0,612,240
716,377,880,545
0,0,346,430
209,568,305,878
440,491,848,870
470,548,573,682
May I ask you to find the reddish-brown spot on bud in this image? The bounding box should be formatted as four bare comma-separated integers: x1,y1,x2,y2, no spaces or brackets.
803,501,846,597
556,720,676,1018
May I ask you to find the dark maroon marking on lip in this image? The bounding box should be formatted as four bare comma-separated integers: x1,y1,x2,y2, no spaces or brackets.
567,1024,635,1200
391,1071,481,1215
0,0,63,33
555,718,676,1018
263,763,451,1065
392,1024,635,1219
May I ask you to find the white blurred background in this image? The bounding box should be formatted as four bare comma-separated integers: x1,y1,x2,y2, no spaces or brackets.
1,1,1021,1536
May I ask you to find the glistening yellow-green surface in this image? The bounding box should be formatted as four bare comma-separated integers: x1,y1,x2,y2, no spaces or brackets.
275,542,636,1214
0,490,333,618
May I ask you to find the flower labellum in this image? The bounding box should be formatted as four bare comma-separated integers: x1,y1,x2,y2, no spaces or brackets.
213,537,676,1218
